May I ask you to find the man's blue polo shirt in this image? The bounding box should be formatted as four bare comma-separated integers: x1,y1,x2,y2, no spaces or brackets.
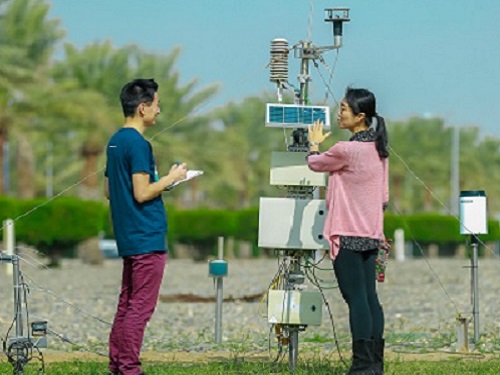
105,127,167,257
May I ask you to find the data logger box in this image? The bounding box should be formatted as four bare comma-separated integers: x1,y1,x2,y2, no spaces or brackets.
270,152,327,187
267,290,323,325
459,190,488,235
258,198,328,250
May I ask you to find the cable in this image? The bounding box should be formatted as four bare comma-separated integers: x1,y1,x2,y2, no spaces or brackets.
2,271,47,374
304,266,337,290
315,50,340,106
308,261,348,369
20,273,31,344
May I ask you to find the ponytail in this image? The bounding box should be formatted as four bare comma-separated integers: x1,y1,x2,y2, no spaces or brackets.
344,87,389,158
373,115,389,158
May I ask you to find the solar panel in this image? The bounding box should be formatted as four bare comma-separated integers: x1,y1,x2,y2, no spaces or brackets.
266,103,331,129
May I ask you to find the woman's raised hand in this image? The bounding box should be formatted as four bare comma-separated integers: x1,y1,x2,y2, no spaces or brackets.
307,120,331,144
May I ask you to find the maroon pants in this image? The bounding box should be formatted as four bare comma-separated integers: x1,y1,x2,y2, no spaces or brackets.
109,252,167,375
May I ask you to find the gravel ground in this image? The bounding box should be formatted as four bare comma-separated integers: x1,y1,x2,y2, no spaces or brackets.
1,250,500,356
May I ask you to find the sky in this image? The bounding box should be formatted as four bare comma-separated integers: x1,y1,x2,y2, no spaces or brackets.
47,0,500,137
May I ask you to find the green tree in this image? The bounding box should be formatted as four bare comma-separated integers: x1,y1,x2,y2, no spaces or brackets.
17,80,110,197
0,0,64,196
51,44,219,201
387,117,500,217
133,49,219,207
190,95,285,208
50,41,138,199
387,117,452,213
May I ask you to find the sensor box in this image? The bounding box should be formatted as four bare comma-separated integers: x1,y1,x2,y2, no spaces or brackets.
258,198,328,250
267,290,322,325
459,190,488,235
270,151,327,187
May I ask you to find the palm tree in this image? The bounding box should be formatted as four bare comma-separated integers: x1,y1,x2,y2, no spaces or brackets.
51,43,219,200
0,0,64,196
133,49,219,207
389,117,452,212
51,41,138,199
17,80,110,197
196,95,284,208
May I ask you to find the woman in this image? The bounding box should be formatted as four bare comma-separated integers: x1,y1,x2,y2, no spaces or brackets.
307,87,388,375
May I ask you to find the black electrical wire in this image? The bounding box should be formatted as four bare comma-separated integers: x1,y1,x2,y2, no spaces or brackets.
309,265,348,369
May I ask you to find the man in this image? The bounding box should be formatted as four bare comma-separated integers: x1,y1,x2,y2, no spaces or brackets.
105,78,187,375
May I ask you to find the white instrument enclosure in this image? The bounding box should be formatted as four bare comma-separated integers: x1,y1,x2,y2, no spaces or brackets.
267,290,323,325
459,191,488,235
258,197,328,250
270,152,327,187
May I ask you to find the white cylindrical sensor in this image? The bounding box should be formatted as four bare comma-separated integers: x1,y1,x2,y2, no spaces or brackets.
459,190,488,235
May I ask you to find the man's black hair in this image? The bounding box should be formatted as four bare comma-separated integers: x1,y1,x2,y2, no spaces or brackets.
119,78,158,117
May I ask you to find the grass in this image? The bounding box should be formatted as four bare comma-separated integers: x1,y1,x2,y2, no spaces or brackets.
2,357,500,374
1,326,499,374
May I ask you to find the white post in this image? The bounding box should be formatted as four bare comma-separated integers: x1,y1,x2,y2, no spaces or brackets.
394,228,405,262
450,127,459,216
215,236,224,344
471,236,480,343
3,219,15,275
218,236,224,260
456,315,469,352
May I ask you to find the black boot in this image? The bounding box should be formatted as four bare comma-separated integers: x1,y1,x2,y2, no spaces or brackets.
373,338,384,374
348,339,376,375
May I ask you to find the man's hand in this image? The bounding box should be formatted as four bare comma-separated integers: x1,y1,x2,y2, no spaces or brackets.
168,162,187,183
132,163,187,203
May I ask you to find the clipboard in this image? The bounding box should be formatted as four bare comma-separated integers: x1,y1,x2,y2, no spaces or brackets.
167,170,204,190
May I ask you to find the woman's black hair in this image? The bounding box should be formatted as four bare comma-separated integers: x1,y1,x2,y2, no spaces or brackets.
344,87,389,158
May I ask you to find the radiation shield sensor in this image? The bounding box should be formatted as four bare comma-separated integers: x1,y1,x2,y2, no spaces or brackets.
459,190,488,235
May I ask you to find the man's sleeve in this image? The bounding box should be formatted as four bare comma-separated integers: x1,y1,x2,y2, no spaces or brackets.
130,140,152,175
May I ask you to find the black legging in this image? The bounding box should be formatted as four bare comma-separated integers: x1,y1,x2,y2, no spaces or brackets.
333,249,384,340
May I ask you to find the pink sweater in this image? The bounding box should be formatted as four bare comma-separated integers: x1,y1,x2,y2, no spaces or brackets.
307,141,389,260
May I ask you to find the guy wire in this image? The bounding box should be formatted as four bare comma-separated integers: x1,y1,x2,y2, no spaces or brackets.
316,49,340,106
5,251,112,327
20,271,112,326
389,202,461,315
389,145,496,257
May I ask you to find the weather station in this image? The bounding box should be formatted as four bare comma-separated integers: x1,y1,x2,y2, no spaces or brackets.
259,7,350,370
458,190,488,349
1,251,48,375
